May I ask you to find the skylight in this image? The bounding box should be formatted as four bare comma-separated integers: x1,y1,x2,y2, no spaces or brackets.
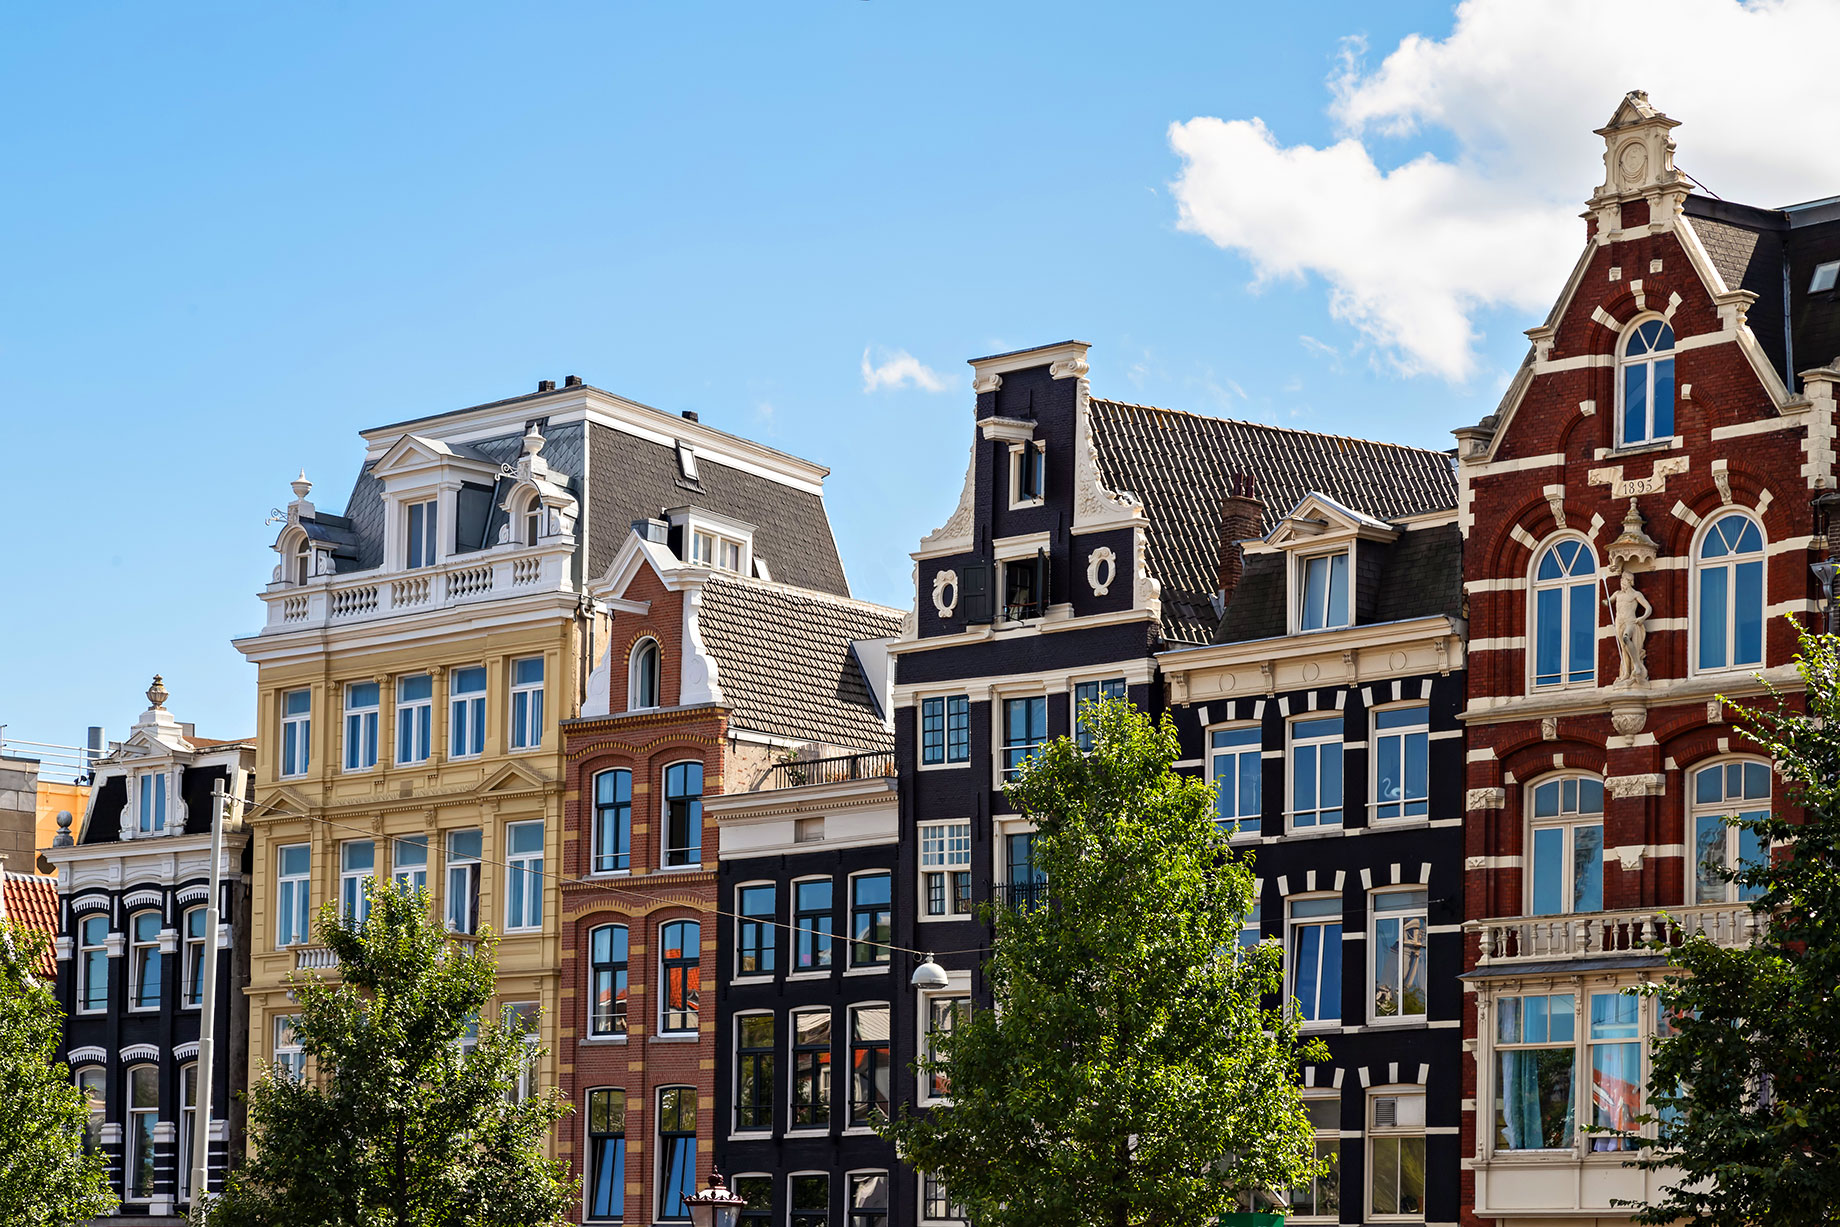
1811,261,1839,294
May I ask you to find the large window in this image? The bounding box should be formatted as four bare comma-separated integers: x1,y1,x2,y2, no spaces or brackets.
273,1014,306,1080
341,839,375,925
589,924,629,1037
656,1087,697,1222
1297,550,1350,631
795,878,834,971
1002,553,1045,621
849,1004,891,1125
509,656,545,750
735,1176,772,1226
127,1064,159,1199
592,769,632,874
920,822,972,917
78,915,109,1012
585,1088,626,1223
281,688,311,777
792,1008,832,1127
449,666,487,758
1692,759,1770,904
183,905,207,1007
1073,677,1127,751
1003,831,1047,911
1370,890,1427,1021
276,844,310,947
344,682,380,770
791,1175,830,1227
445,829,481,934
179,1062,198,1202
1528,776,1605,916
405,499,437,568
396,674,433,764
924,994,968,1101
1588,992,1641,1151
920,694,971,766
393,834,428,894
1289,716,1344,829
629,639,661,710
851,873,892,967
737,884,776,976
1288,896,1342,1025
663,762,703,868
1290,1095,1341,1220
505,821,543,932
1001,695,1047,780
1372,706,1429,821
1532,539,1597,688
1495,992,1576,1150
1696,512,1765,672
1618,318,1675,446
139,771,167,834
1368,1090,1426,1219
129,910,162,1010
735,1014,775,1131
849,1172,889,1227
660,920,700,1035
923,1172,968,1224
1207,725,1263,836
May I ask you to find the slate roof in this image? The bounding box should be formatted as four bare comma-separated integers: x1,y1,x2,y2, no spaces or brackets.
1217,522,1463,645
2,872,59,977
1088,399,1458,642
695,577,901,751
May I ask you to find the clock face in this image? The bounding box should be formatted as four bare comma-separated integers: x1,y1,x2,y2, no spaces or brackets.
1619,141,1649,185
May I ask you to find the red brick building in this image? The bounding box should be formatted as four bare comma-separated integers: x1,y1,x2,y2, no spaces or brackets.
1455,92,1840,1225
558,517,899,1226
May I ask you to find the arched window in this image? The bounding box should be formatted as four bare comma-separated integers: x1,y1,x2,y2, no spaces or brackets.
592,769,632,874
1619,318,1675,446
522,494,542,547
1691,759,1770,904
1527,774,1604,916
629,639,661,711
588,924,629,1036
1696,512,1765,672
126,1065,159,1200
1532,538,1598,689
129,910,163,1010
659,920,700,1036
74,1066,105,1151
292,537,312,585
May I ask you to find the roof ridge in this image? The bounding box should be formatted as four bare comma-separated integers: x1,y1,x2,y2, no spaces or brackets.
702,574,905,622
1090,397,1455,460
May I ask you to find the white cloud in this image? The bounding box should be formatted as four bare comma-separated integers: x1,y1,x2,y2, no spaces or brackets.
1169,0,1840,382
861,346,948,393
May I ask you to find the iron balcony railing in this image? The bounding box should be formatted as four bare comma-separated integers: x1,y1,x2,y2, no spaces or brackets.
994,880,1050,912
756,751,896,791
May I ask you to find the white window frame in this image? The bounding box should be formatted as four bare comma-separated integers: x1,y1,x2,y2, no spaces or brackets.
273,1014,305,1080
519,492,544,547
658,921,702,1037
1367,887,1429,1025
1691,510,1767,676
343,681,380,772
629,638,662,711
917,692,972,770
125,1063,159,1201
583,1086,628,1224
1071,675,1127,751
917,968,972,1108
848,869,893,971
137,771,168,835
788,1008,834,1134
692,528,745,572
178,1060,198,1202
791,874,835,973
591,768,633,876
1286,894,1342,1028
1529,534,1600,691
847,1004,892,1127
1370,702,1430,823
734,881,776,980
182,904,207,1009
920,1170,970,1226
1689,756,1771,905
1614,315,1677,449
445,828,481,934
449,666,487,759
280,688,311,778
77,914,110,1014
919,820,972,922
340,839,375,925
506,1002,540,1102
662,760,704,869
504,820,544,933
1525,773,1606,917
1288,1092,1342,1222
1207,721,1263,840
1293,546,1352,633
75,1065,105,1150
788,1171,831,1227
1366,1086,1427,1221
1487,988,1578,1155
393,833,429,894
128,909,162,1012
405,497,438,569
276,843,310,948
998,693,1047,785
588,923,630,1038
1007,439,1046,508
1287,714,1345,831
395,674,433,765
509,657,545,751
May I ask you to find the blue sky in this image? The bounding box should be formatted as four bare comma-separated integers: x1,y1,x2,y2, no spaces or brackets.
6,0,1816,757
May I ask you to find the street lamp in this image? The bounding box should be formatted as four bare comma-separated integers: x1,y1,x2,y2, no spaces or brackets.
683,1168,746,1227
910,952,950,991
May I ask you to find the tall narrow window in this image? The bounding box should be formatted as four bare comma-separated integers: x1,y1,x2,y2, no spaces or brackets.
849,1004,891,1124
593,769,632,874
849,1173,889,1227
344,682,380,770
393,834,428,894
1372,705,1429,821
1588,992,1641,1151
1697,513,1765,672
1532,539,1598,688
1073,677,1127,751
445,829,481,934
920,822,972,917
1290,1096,1341,1221
1210,725,1262,836
277,844,310,947
130,910,162,1010
405,499,437,568
396,674,433,764
735,1014,775,1131
75,1067,105,1151
656,1088,697,1221
1368,1091,1426,1218
791,1175,830,1227
737,884,776,976
179,1062,198,1202
660,920,700,1035
1001,696,1047,780
507,1002,540,1102
791,1008,833,1127
735,1176,773,1226
449,666,487,758
1494,992,1575,1150
78,915,109,1012
1003,832,1047,911
281,689,311,777
663,762,703,867
919,695,971,765
1619,318,1676,446
273,1015,305,1079
588,924,629,1037
1288,897,1342,1025
585,1089,626,1223
341,840,375,925
851,873,892,967
505,821,543,932
509,656,545,750
1001,554,1044,621
1011,439,1045,504
139,772,167,834
183,905,207,1007
1692,759,1770,904
522,494,542,547
795,879,834,970
127,1065,159,1200
292,538,312,585
630,639,661,711
1289,715,1344,829
1298,550,1350,631
1528,776,1605,916
1370,889,1428,1021
925,995,968,1100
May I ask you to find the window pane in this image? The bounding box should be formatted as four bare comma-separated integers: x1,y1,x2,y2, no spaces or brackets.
1496,1048,1575,1149
1573,823,1603,912
1735,558,1763,665
1326,552,1349,627
1653,356,1674,437
1624,363,1648,443
1700,564,1729,670
1302,555,1327,630
1567,581,1595,683
1531,826,1562,916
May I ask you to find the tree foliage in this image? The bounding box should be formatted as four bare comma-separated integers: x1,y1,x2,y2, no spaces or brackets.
1626,624,1840,1225
886,699,1325,1227
209,882,572,1227
0,920,117,1226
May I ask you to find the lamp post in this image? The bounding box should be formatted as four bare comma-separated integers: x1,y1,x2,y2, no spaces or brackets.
683,1168,747,1227
187,780,235,1222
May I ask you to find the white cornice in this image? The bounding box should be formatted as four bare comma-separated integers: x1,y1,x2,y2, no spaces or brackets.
232,591,578,665
1157,615,1465,677
703,776,897,821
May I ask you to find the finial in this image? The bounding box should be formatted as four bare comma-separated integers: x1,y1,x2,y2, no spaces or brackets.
53,809,73,848
147,674,168,710
291,471,312,501
522,426,545,457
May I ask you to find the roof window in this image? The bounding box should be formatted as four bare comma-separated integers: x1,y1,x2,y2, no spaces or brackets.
676,443,699,481
1811,261,1840,294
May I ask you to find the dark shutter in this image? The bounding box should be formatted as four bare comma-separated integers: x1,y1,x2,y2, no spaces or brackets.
454,482,495,553
962,562,992,624
1034,548,1050,613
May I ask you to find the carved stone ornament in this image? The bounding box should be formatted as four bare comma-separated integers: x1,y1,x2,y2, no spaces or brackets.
1605,498,1660,573
972,371,1002,395
1467,787,1507,811
1610,704,1648,737
1616,845,1645,872
1609,570,1653,689
1541,717,1558,742
1707,698,1724,725
1607,772,1666,798
1087,546,1117,597
931,569,960,619
1712,465,1733,505
1049,355,1090,380
1070,379,1143,530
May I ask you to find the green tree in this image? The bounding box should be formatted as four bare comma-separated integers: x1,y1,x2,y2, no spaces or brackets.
1625,624,1840,1225
0,920,118,1226
887,699,1325,1227
209,881,573,1227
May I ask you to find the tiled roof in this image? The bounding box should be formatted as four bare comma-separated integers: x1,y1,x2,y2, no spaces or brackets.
3,873,59,977
695,578,902,752
1217,522,1463,645
1089,399,1458,642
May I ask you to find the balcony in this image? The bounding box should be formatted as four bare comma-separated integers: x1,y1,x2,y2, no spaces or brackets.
1470,903,1764,968
295,947,339,971
755,751,895,791
259,543,575,633
994,880,1049,912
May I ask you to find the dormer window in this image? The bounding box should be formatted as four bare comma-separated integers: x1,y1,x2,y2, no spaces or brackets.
1297,550,1350,631
1009,441,1046,507
521,495,542,547
138,772,168,834
292,539,312,585
406,500,437,569
692,530,743,572
1618,318,1675,447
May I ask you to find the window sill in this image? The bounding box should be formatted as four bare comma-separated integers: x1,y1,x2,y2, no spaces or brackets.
588,869,633,880
787,970,833,982
1282,825,1347,840
727,1130,774,1143
842,1125,883,1136
502,927,542,936
917,762,971,772
783,1127,831,1138
844,964,892,977
1608,435,1684,458
1363,1016,1429,1029
651,1033,700,1044
730,974,776,987
578,1035,629,1046
654,863,705,874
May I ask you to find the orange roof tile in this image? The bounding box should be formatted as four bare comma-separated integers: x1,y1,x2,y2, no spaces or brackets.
3,873,59,977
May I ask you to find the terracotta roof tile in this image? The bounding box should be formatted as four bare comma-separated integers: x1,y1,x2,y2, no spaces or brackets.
3,873,59,977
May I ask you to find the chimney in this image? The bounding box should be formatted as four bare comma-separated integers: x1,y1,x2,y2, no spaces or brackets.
1216,471,1266,605
681,410,699,423
564,375,583,388
537,380,556,393
631,518,669,545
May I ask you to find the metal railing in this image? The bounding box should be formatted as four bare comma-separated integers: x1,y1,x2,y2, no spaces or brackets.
756,751,896,791
994,880,1050,912
1470,903,1765,966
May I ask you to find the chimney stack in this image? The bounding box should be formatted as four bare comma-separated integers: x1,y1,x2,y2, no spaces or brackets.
537,380,556,393
564,375,583,388
1216,471,1266,604
681,410,699,423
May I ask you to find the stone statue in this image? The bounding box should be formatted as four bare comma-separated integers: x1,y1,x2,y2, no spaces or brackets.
1609,570,1652,688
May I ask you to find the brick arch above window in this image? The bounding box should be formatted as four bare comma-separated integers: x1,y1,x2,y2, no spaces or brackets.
1497,740,1609,787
